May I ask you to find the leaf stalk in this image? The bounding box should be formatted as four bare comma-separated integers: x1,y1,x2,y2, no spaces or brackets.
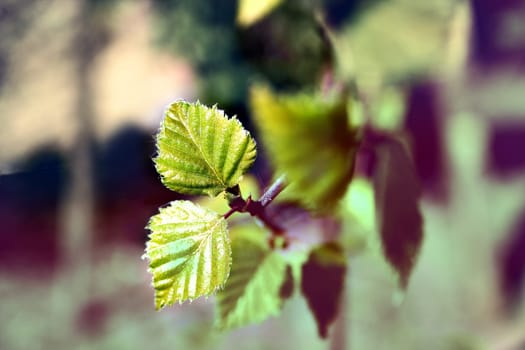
224,175,288,236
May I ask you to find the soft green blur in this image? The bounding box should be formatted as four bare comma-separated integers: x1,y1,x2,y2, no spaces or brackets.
1,0,525,349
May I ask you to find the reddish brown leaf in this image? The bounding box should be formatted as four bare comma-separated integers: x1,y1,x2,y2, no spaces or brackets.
279,265,294,300
301,242,347,339
374,137,423,288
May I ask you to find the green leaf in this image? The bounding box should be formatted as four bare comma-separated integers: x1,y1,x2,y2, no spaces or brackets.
250,86,358,211
374,137,423,288
237,0,284,27
155,101,257,196
301,242,347,339
144,200,232,309
215,225,289,330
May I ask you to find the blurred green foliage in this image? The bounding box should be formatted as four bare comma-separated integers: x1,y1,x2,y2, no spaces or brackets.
151,0,250,105
216,224,290,330
150,0,331,104
334,0,457,86
250,86,357,211
3,0,525,349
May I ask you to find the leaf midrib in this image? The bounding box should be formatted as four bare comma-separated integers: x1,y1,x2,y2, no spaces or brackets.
154,216,224,304
177,109,226,189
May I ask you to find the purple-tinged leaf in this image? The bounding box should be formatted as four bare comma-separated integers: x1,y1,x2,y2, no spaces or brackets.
301,242,347,339
374,137,423,288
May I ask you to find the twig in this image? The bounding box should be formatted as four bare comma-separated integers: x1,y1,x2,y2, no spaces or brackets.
223,207,237,220
224,175,288,236
260,175,287,207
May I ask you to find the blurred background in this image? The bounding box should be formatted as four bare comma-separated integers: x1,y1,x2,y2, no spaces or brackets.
1,0,525,349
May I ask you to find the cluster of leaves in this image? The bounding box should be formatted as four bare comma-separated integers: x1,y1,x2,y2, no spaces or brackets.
141,0,447,341
143,100,345,334
144,89,423,337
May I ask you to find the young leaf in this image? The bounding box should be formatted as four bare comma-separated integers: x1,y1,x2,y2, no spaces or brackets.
155,101,257,197
237,0,283,27
301,242,347,339
215,226,289,330
250,86,357,211
374,137,423,288
144,200,231,309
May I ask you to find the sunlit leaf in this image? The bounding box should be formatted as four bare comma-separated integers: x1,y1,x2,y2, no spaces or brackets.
155,101,257,196
250,86,358,211
144,200,231,309
301,242,347,338
215,225,289,330
237,0,284,27
374,137,423,288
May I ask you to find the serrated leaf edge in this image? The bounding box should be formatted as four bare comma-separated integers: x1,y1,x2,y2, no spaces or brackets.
144,200,233,308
